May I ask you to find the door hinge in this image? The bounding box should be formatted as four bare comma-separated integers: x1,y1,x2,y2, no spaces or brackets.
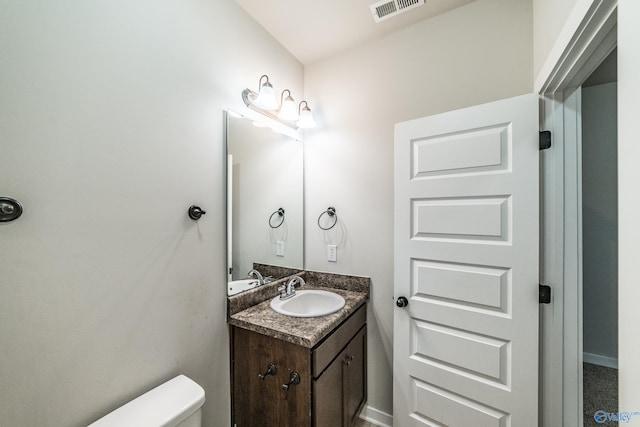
539,131,551,150
539,284,551,304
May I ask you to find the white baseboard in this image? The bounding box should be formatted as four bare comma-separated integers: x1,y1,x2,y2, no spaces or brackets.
360,405,393,427
584,352,618,369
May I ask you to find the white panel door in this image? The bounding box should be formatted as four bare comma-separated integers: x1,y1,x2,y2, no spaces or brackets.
394,94,539,427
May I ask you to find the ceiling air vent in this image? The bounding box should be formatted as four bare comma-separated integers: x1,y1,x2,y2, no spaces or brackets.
370,0,425,23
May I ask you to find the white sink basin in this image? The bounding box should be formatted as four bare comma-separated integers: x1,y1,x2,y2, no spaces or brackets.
270,290,346,317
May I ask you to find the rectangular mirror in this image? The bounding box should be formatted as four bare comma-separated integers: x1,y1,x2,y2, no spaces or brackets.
225,111,304,295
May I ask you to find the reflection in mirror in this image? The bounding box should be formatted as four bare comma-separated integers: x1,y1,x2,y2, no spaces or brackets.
226,111,304,295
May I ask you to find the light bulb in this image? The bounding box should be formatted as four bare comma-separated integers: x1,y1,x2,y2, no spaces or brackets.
297,102,316,129
252,76,279,111
278,90,299,122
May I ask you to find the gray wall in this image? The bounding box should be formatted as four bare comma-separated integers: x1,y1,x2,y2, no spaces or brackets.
582,81,618,364
0,1,302,426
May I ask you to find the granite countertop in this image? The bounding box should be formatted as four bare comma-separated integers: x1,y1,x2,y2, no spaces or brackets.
228,271,370,348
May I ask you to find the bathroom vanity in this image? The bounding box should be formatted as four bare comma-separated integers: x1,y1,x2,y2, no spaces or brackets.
228,272,369,427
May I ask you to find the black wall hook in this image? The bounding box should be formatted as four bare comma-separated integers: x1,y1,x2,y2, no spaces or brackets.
0,197,23,223
188,205,206,220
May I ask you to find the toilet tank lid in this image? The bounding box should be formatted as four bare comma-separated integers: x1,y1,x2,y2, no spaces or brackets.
88,375,205,427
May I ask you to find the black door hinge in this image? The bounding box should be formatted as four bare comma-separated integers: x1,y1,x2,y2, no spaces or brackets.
539,131,551,150
539,284,551,304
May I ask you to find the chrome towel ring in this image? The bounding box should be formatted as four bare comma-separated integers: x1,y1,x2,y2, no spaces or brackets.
317,207,337,230
269,208,285,228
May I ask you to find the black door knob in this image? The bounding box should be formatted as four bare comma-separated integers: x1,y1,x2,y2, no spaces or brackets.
188,205,206,220
396,296,409,308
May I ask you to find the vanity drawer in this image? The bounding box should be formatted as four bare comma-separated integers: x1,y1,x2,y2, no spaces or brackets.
312,304,366,378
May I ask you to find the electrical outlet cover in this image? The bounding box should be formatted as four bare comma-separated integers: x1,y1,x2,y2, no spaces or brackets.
327,244,337,262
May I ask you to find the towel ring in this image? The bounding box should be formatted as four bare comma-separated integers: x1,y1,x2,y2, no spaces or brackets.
317,207,337,231
269,208,285,229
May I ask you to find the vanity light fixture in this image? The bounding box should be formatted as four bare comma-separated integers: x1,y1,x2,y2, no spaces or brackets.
241,75,316,130
277,89,299,121
297,101,317,129
252,75,279,111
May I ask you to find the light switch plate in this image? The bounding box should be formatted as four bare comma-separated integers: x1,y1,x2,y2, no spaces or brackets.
327,244,337,262
276,241,285,257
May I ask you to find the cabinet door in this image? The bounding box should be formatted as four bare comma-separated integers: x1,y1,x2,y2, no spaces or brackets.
313,346,345,427
313,326,367,427
233,327,311,427
344,326,367,426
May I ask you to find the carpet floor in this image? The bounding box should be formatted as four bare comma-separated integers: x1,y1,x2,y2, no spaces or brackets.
583,362,618,427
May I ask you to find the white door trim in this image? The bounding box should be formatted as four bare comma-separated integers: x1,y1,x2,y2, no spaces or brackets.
537,2,617,427
563,87,585,427
539,91,567,427
535,0,617,94
540,86,587,427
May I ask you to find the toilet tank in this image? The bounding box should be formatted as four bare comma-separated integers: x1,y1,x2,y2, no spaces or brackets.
88,375,205,427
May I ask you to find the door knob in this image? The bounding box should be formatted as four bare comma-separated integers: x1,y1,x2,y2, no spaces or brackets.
188,205,206,220
396,296,409,308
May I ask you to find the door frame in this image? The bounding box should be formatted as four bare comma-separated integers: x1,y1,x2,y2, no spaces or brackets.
536,2,617,427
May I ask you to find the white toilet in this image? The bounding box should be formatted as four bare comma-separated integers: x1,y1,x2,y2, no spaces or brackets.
88,375,205,427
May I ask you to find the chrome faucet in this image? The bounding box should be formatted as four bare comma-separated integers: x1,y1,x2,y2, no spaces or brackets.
247,269,265,286
278,275,305,300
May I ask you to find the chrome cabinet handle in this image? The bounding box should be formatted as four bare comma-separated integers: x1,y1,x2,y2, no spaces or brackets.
343,355,355,366
258,362,277,380
281,371,300,391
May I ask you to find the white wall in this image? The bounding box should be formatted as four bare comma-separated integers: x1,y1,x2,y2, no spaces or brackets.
533,0,578,76
581,82,618,365
303,0,533,416
618,0,640,421
0,1,302,426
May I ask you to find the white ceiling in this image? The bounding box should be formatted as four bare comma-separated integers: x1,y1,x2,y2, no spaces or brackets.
234,0,477,65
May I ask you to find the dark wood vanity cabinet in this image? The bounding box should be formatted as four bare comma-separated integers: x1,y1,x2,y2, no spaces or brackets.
231,305,367,427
